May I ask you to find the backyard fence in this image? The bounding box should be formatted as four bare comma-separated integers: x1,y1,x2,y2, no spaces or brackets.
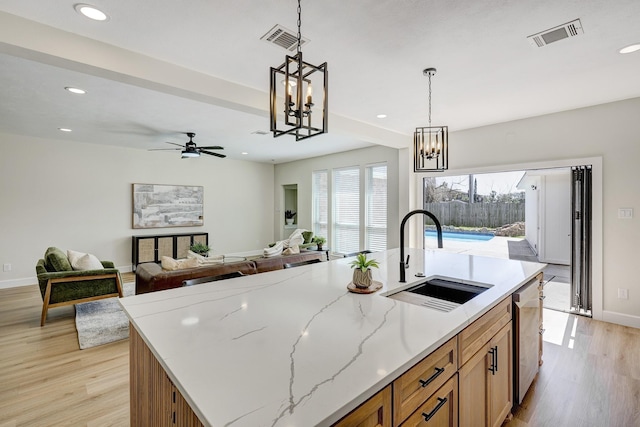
424,201,525,228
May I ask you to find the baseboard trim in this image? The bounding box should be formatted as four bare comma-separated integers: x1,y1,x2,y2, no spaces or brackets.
0,276,36,289
602,310,640,329
118,265,133,274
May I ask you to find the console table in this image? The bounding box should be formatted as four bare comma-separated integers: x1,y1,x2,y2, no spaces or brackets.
131,232,208,271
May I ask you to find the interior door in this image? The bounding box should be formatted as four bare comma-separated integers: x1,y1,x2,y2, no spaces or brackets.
570,166,592,315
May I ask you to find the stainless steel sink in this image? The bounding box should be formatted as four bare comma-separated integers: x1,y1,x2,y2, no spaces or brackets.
387,277,492,312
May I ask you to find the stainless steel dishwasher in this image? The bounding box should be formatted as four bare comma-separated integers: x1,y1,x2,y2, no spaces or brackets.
513,275,543,405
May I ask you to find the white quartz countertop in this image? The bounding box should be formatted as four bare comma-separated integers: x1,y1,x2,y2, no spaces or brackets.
120,248,545,427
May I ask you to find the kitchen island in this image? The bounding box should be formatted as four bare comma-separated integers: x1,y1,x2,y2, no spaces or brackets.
120,248,545,426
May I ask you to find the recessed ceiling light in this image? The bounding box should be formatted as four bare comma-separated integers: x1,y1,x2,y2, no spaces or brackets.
376,114,387,119
241,152,249,155
74,4,109,21
65,86,86,94
619,43,640,54
58,128,72,132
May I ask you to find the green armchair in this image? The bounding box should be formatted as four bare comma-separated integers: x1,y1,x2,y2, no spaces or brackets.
35,247,123,326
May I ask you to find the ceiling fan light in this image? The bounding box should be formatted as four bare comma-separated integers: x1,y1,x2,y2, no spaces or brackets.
181,150,200,158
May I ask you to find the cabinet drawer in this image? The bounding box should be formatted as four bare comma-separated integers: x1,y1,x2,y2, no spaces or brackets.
399,374,458,427
393,337,457,425
458,296,512,367
333,385,392,427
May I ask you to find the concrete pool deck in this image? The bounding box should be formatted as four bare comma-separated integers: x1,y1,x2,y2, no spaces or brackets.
424,235,523,259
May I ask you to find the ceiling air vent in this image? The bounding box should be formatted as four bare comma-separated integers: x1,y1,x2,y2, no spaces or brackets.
527,19,583,48
260,24,309,52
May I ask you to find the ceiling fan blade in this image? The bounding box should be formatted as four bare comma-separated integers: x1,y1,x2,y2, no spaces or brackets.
198,145,224,150
165,142,185,147
200,150,226,158
149,148,182,151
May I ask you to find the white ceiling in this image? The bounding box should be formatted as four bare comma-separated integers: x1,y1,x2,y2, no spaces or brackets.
1,0,639,163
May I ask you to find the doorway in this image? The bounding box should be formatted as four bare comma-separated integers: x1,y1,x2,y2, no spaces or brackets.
422,166,592,316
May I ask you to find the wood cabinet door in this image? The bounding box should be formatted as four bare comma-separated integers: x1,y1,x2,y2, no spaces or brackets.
399,375,458,427
333,385,392,427
458,341,489,427
489,323,512,427
136,237,157,264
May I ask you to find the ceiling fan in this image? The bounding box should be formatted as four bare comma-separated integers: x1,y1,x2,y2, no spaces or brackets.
149,132,226,158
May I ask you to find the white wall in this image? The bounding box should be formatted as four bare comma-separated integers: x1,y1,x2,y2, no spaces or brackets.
520,176,540,254
411,97,640,326
539,173,571,265
0,133,274,287
274,145,400,250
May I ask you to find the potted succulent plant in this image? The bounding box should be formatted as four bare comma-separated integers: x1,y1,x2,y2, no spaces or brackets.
349,253,380,288
312,235,326,250
284,210,296,225
189,242,210,257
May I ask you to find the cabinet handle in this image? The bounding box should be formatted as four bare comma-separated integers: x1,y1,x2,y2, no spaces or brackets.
488,346,498,375
494,345,498,372
422,397,448,422
419,367,445,388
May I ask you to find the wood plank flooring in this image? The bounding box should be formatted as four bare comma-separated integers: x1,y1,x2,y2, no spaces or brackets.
504,309,640,427
1,275,638,426
0,276,132,427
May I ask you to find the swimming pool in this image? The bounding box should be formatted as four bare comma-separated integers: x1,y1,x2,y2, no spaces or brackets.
425,230,494,242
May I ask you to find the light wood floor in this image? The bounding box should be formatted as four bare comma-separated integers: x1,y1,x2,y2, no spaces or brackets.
505,309,640,427
0,275,133,427
1,276,638,426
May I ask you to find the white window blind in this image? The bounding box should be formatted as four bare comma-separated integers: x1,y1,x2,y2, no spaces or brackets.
312,170,328,240
365,164,387,252
333,167,360,254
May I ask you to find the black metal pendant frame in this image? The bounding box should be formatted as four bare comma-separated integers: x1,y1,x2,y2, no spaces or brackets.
270,52,328,141
413,126,448,172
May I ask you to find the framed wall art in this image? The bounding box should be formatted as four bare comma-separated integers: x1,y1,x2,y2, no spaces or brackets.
132,184,204,229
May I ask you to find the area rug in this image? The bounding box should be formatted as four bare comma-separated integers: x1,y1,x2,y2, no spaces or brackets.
75,281,135,350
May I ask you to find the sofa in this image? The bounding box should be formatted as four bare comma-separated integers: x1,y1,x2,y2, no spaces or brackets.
135,251,324,294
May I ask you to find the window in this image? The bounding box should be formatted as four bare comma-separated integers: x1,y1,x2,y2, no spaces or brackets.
312,163,388,255
333,167,360,254
365,164,387,251
312,170,328,239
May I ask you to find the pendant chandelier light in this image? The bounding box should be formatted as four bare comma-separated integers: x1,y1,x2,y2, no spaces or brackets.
414,68,448,172
270,0,328,141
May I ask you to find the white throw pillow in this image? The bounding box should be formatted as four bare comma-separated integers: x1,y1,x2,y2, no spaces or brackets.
264,241,284,257
161,256,199,271
161,256,179,271
67,249,86,267
283,245,300,255
73,253,104,270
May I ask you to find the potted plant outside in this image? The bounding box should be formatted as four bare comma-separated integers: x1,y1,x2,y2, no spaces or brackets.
190,242,210,257
349,253,380,288
284,210,296,225
312,235,326,251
